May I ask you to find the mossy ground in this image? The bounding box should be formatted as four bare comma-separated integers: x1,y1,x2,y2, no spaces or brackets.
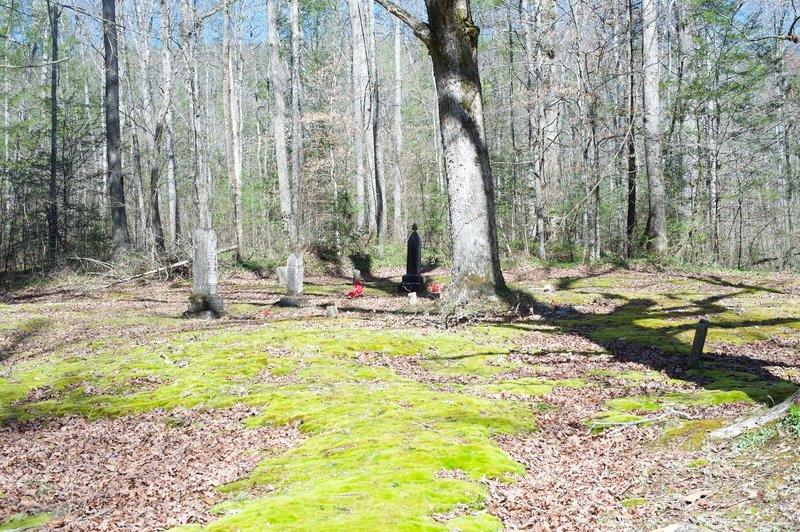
1,265,798,529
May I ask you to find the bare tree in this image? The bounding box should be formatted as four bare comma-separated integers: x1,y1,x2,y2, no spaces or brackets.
392,17,404,239
290,0,303,244
223,0,245,261
267,0,294,242
46,0,59,263
642,0,668,254
103,0,129,253
625,0,637,258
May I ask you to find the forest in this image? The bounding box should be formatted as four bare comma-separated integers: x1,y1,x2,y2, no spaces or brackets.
1,0,800,530
0,0,797,275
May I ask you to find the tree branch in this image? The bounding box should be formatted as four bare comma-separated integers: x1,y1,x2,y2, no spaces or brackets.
372,0,430,48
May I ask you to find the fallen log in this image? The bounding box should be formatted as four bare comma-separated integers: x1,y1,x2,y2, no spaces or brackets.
104,246,237,288
710,389,800,439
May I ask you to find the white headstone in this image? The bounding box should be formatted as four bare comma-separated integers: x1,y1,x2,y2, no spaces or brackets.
408,292,418,305
286,253,304,296
187,228,223,317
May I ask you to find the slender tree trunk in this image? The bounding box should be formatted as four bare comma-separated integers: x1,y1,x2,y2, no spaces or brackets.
349,0,367,232
179,0,211,228
166,107,179,249
506,6,518,243
103,0,130,254
1,4,11,268
375,0,506,299
392,17,404,239
223,0,245,261
642,0,668,254
46,0,59,264
625,0,637,258
368,3,386,246
289,0,303,244
267,0,293,241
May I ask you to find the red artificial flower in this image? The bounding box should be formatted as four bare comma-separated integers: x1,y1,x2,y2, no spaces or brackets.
262,309,272,318
430,283,440,294
347,280,365,298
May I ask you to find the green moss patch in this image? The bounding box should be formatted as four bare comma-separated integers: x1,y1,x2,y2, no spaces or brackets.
0,323,537,530
0,513,51,531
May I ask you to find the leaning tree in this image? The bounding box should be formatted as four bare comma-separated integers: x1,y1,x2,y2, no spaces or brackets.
373,0,505,301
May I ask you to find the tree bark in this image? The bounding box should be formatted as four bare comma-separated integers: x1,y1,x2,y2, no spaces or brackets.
103,0,130,254
392,17,404,240
374,0,506,300
166,107,179,249
367,3,386,246
642,0,668,254
348,0,367,232
179,0,211,228
289,0,303,245
46,0,59,264
222,1,245,261
625,0,637,258
267,0,293,242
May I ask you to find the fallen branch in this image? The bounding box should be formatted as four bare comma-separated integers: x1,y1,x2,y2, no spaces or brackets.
710,389,800,439
104,246,236,288
67,256,114,270
590,408,696,433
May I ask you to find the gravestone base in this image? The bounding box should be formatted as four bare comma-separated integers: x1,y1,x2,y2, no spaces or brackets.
184,293,225,319
278,295,308,308
399,274,424,294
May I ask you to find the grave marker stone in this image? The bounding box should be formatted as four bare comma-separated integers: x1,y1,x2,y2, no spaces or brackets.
399,224,423,293
278,253,307,307
185,228,224,319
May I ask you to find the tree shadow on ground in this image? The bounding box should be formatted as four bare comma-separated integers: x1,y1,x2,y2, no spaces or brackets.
497,279,800,406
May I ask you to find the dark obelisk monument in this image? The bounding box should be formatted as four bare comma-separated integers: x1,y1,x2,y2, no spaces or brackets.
400,224,423,293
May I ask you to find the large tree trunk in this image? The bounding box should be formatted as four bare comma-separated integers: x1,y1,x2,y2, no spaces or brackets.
267,0,293,242
289,0,303,245
642,0,668,254
375,0,506,300
103,0,129,254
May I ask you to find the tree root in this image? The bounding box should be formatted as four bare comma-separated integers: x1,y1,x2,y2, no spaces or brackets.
710,389,800,439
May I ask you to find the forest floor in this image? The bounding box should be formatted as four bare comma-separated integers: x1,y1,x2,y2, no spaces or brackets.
1,264,799,531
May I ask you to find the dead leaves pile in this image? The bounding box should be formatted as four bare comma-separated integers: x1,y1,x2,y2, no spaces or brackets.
0,405,301,530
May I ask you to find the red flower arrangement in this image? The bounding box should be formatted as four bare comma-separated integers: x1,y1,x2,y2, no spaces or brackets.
347,280,365,298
